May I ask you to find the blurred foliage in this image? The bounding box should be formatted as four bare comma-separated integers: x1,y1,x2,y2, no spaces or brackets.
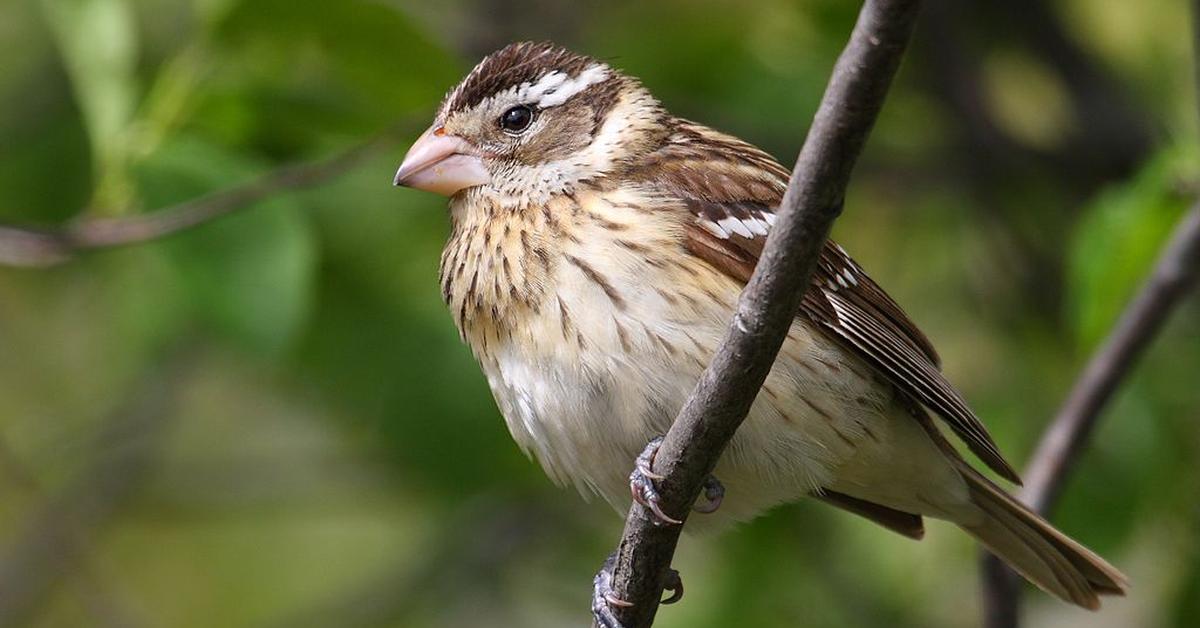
1068,143,1197,345
0,1,1198,627
137,137,317,353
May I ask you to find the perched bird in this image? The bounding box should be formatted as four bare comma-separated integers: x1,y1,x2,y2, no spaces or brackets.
393,41,1126,619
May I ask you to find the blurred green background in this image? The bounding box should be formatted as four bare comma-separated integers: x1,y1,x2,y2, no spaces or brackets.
1,0,1198,626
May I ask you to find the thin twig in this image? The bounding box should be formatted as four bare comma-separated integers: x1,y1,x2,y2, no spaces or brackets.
982,1,1200,623
599,1,922,626
1021,205,1200,512
0,133,399,269
982,202,1200,628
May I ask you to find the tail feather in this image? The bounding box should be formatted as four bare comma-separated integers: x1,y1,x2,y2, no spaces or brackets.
957,465,1128,609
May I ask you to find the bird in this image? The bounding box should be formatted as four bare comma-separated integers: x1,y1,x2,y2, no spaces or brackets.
391,41,1127,622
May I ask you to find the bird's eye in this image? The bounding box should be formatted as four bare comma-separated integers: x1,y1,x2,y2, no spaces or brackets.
499,105,534,134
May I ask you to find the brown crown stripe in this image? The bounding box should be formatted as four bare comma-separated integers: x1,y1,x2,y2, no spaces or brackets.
444,41,606,114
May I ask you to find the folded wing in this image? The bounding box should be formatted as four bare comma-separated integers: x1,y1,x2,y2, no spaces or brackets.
632,119,1021,483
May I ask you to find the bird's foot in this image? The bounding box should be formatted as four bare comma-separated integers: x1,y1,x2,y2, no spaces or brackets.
629,436,680,525
592,554,633,628
591,552,684,628
629,436,725,524
592,552,631,628
661,568,684,605
693,474,725,514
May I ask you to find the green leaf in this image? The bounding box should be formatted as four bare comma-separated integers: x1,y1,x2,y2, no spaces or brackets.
212,0,456,121
1067,144,1197,346
135,137,316,354
39,0,139,211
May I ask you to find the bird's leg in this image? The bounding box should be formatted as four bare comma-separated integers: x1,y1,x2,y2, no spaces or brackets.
591,551,685,628
629,436,725,523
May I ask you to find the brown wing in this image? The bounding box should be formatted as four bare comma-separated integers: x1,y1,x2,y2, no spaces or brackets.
633,120,1021,484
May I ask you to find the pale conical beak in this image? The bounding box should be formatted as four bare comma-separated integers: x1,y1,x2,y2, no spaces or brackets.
393,125,490,196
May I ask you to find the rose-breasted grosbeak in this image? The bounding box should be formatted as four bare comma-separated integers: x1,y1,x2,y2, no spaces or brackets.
393,41,1126,611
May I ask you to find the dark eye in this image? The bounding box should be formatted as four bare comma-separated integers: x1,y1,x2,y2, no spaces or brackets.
499,105,534,134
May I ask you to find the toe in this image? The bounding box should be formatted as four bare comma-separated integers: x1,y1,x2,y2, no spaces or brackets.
693,475,725,514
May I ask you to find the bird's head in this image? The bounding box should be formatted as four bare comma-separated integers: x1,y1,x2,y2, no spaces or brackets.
393,42,665,203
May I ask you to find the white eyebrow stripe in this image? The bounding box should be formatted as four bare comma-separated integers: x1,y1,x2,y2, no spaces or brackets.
533,64,609,107
472,63,611,117
518,71,569,103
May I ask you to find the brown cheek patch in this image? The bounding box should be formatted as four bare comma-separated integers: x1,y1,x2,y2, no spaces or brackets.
518,106,594,163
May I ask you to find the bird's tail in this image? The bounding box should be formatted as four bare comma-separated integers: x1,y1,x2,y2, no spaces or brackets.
956,464,1128,610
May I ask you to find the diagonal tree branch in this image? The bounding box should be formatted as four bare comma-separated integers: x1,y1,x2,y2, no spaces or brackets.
599,1,923,625
1021,205,1200,514
982,200,1200,628
982,2,1200,624
0,132,399,269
